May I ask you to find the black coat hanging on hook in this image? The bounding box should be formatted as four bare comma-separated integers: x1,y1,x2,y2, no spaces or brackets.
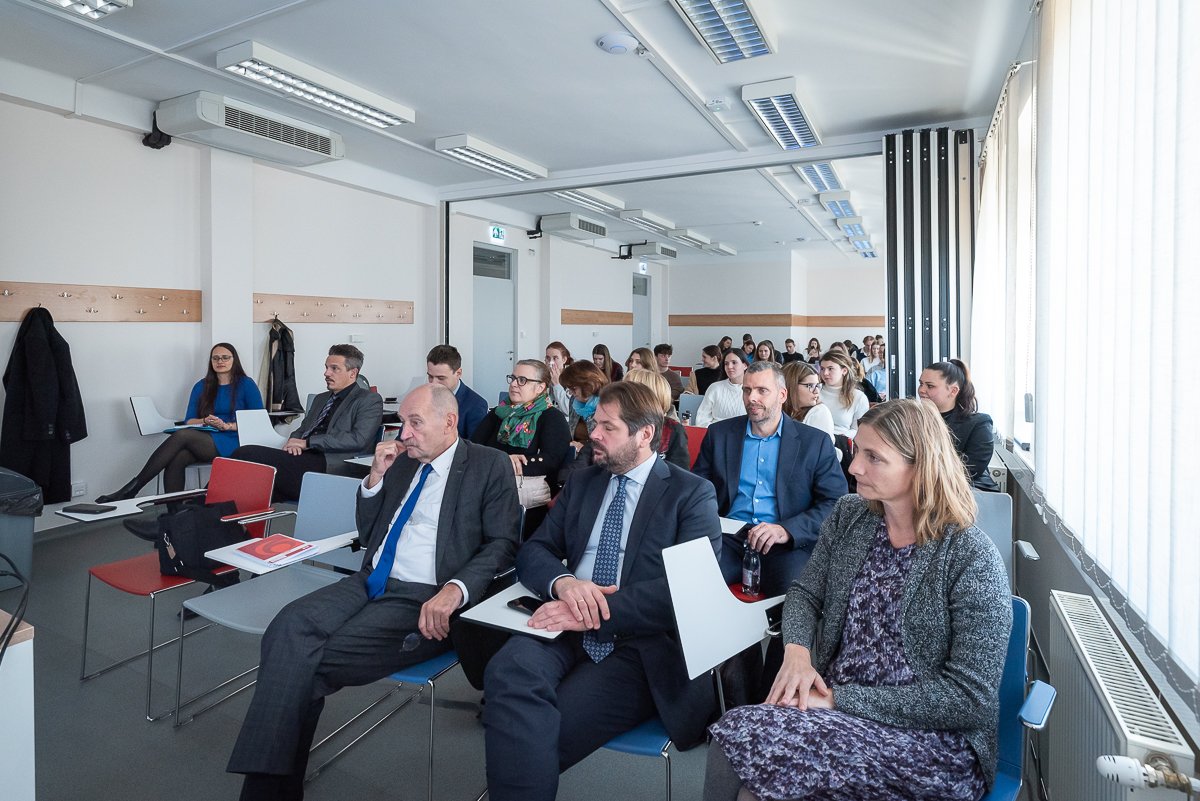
0,307,88,503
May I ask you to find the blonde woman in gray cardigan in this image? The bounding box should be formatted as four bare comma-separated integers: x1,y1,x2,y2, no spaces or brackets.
705,399,1011,801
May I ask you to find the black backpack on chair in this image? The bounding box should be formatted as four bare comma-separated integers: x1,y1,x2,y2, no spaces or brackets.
154,500,245,588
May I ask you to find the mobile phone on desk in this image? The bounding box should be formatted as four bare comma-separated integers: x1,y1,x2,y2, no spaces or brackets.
507,595,546,616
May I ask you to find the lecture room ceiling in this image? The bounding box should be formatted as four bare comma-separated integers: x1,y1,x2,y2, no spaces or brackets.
0,0,1030,263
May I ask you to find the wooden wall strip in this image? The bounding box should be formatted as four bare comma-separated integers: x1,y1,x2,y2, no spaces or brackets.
0,281,202,323
668,314,797,327
561,309,633,326
253,293,414,324
805,315,886,327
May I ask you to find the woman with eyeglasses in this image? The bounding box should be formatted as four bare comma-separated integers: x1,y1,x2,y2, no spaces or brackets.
470,359,571,483
783,362,835,442
695,349,749,428
917,359,999,491
96,343,263,502
558,360,610,455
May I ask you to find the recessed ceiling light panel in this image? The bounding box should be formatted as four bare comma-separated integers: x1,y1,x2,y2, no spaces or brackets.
742,78,820,150
619,209,676,235
818,190,856,218
795,161,842,193
435,134,547,181
668,228,713,249
552,188,625,214
669,0,774,63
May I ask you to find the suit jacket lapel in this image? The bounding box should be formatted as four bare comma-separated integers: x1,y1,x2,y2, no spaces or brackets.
775,416,802,498
570,469,609,570
434,441,467,578
722,422,744,510
620,458,669,584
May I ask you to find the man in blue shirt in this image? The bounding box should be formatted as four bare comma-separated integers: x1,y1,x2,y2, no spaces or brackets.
426,344,488,438
692,360,846,596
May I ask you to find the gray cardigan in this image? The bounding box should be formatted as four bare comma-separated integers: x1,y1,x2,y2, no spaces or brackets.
782,494,1012,789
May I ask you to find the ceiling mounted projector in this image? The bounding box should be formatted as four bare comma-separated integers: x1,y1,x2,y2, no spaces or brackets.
597,32,639,54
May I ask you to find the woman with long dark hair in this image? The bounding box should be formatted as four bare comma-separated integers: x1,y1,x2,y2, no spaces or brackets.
918,359,999,491
96,342,264,500
591,343,623,382
686,344,724,396
544,340,574,412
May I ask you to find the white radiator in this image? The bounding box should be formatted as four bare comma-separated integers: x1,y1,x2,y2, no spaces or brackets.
1048,590,1193,800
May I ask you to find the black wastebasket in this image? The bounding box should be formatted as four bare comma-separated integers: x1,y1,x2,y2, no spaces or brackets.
0,468,42,592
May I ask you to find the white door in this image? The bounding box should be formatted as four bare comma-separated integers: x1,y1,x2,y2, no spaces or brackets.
632,273,651,349
472,245,515,404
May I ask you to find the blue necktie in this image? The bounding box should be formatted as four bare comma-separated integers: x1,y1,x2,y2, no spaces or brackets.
583,475,629,663
365,464,434,599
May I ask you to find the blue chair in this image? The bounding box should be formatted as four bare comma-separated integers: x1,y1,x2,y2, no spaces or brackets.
602,717,674,801
984,596,1056,801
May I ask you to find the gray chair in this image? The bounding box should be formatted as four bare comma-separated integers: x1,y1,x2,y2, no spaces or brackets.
972,490,1039,589
677,393,703,423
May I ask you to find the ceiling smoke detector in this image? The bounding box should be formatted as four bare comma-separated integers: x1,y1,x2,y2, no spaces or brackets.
597,32,640,55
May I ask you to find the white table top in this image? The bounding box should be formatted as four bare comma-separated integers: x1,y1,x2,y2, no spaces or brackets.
344,455,373,467
205,530,358,576
54,489,204,523
459,582,562,640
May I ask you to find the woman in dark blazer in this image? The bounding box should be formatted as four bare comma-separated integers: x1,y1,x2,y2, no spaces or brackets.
704,399,1011,801
917,358,1000,491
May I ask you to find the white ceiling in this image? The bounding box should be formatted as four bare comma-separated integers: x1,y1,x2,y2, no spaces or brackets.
0,0,1031,263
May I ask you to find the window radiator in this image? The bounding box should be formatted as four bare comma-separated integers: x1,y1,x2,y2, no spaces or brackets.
1048,590,1193,800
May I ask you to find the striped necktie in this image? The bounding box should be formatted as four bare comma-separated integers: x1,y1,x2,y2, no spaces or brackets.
582,474,629,662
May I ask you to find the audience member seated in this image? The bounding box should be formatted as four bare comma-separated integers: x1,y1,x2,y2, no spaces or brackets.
861,335,877,362
653,342,684,401
233,344,383,502
851,357,882,404
864,340,888,400
97,343,263,505
703,399,1011,801
718,335,734,352
623,347,656,376
228,384,520,800
782,362,835,443
692,361,846,597
804,342,822,365
471,359,571,499
818,351,870,436
592,343,623,382
843,339,862,361
686,345,724,397
695,349,749,427
741,340,757,362
860,339,882,373
544,340,574,413
624,368,689,468
481,382,721,801
918,359,1000,491
780,338,804,364
755,339,782,365
425,344,488,438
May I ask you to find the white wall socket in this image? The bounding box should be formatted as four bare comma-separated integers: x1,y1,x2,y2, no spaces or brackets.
71,482,87,497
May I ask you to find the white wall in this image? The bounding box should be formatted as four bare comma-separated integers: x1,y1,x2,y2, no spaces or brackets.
798,254,887,349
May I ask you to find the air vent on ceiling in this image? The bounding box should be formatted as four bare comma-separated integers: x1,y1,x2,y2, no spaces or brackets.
539,212,608,240
154,91,345,167
630,242,678,261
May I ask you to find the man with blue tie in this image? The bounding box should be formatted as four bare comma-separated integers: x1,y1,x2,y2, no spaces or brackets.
482,382,722,801
228,383,520,800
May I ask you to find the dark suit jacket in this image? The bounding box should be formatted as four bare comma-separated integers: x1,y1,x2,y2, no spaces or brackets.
290,384,384,470
518,457,722,747
455,381,489,439
692,413,847,550
354,438,520,604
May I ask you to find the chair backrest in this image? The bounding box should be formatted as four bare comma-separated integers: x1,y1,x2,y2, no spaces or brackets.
293,473,361,541
683,425,707,469
498,391,508,405
996,596,1030,777
129,396,175,436
678,393,703,422
663,536,784,680
235,409,287,449
974,490,1014,584
671,365,692,377
205,457,276,537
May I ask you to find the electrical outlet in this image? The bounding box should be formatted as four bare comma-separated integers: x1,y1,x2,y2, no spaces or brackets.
71,481,87,498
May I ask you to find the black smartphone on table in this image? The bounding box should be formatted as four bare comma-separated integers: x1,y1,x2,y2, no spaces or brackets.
62,503,117,514
507,595,546,616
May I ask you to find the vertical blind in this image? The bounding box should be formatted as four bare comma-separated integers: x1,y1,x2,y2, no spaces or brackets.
973,0,1199,711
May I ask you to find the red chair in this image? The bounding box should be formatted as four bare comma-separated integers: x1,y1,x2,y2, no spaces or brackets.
670,365,693,378
80,457,276,720
683,425,707,469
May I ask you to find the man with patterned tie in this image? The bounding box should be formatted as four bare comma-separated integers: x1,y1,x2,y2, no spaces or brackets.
482,381,722,801
228,383,520,800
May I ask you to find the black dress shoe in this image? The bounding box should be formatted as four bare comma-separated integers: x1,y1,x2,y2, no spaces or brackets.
123,518,160,541
96,479,140,504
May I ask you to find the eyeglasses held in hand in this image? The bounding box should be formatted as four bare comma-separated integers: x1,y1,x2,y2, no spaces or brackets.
506,374,545,387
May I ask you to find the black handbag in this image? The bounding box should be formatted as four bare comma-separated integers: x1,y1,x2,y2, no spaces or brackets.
155,500,244,587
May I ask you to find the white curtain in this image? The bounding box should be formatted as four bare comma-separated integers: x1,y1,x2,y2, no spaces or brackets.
974,0,1199,693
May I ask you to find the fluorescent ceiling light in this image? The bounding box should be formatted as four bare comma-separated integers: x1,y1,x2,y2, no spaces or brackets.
849,237,873,251
860,250,878,259
705,242,738,256
742,78,820,150
435,134,547,181
552,188,625,215
217,42,414,129
795,161,842,193
819,190,856,218
837,216,866,238
669,0,773,63
669,228,713,249
39,0,130,19
619,209,676,235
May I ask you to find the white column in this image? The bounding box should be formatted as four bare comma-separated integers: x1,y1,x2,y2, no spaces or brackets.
200,149,255,359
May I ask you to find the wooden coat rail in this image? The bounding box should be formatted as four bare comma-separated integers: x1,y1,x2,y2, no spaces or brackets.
253,293,413,324
0,281,201,323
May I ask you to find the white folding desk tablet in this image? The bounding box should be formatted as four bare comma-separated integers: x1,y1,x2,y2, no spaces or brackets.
459,582,562,640
54,488,206,523
205,530,358,576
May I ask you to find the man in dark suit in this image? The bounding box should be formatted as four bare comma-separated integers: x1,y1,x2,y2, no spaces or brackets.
228,383,520,800
233,343,383,501
482,382,721,801
425,343,489,439
692,360,846,596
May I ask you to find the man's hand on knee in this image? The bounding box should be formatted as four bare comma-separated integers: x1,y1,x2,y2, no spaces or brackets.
418,583,463,641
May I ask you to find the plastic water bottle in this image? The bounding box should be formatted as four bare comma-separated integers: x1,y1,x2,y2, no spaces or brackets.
741,542,761,596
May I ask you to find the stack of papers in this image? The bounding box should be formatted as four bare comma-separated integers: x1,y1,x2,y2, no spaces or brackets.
236,534,315,567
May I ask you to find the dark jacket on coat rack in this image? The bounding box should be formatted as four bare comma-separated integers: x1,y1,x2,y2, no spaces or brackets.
0,307,88,503
263,317,302,414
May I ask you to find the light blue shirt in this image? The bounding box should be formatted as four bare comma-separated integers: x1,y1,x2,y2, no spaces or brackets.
550,451,657,596
728,415,783,525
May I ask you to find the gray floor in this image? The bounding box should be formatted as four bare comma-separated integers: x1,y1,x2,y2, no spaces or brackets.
0,512,709,801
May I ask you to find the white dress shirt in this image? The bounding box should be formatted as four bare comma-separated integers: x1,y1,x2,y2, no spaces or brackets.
361,439,468,603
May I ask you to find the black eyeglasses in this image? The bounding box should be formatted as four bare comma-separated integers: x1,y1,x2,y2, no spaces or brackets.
506,375,546,387
799,382,821,392
211,355,233,362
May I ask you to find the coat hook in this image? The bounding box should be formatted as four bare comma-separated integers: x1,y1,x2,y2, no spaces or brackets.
328,313,336,318
377,313,384,318
255,298,264,304
301,311,309,317
181,309,189,315
136,308,146,315
85,307,98,313
286,300,296,305
59,291,72,298
316,301,324,307
112,293,123,300
160,295,168,301
366,304,373,309
2,289,12,296
341,303,349,308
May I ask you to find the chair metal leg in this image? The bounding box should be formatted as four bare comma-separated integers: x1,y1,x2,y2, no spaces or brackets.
306,683,419,781
427,679,437,801
79,572,95,680
662,748,672,801
172,609,259,728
